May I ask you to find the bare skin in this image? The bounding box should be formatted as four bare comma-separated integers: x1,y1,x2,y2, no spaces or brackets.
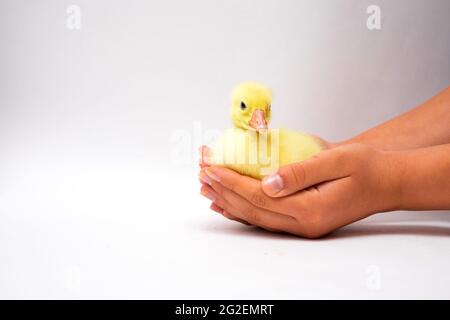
199,86,450,238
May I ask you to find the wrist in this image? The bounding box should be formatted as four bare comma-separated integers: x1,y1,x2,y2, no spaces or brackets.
327,140,350,149
386,145,450,210
331,136,368,149
334,135,393,151
376,150,406,212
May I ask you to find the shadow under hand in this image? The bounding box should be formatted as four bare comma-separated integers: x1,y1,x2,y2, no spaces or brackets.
199,218,450,240
327,223,450,240
198,219,301,240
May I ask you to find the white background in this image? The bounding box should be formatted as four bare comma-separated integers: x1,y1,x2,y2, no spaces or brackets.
0,0,449,299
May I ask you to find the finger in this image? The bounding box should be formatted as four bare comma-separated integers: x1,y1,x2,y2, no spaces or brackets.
202,166,297,213
209,202,223,214
199,145,212,169
201,168,313,218
201,183,298,233
261,147,353,197
221,210,251,225
222,205,277,232
199,171,213,186
220,197,302,234
200,183,218,202
202,186,250,225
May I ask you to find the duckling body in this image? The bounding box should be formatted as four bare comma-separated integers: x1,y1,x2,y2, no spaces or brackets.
206,82,325,180
209,127,324,179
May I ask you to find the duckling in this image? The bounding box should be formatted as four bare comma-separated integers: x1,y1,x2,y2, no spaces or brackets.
202,82,326,180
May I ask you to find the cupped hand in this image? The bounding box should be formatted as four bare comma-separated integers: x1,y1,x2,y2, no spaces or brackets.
199,143,402,238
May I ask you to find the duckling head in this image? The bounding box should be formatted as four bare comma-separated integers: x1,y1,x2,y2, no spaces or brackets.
230,82,272,132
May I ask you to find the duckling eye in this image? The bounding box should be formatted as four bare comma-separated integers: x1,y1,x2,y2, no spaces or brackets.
268,104,271,112
240,101,247,110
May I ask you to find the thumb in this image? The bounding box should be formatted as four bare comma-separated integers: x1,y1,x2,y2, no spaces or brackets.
261,148,352,197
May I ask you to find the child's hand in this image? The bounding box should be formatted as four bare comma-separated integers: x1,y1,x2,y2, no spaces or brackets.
199,144,401,238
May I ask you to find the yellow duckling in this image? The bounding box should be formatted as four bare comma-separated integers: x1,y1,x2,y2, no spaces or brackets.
203,82,326,180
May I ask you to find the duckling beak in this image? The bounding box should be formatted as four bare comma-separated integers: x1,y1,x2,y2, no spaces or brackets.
249,109,268,132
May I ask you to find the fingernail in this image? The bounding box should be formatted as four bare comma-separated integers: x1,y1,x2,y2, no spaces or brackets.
201,189,217,201
262,173,284,194
204,168,221,182
200,174,213,186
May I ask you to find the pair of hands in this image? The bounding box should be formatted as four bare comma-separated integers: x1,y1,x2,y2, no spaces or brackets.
199,143,402,238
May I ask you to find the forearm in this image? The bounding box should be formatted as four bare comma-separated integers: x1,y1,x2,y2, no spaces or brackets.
391,144,450,210
342,87,450,151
